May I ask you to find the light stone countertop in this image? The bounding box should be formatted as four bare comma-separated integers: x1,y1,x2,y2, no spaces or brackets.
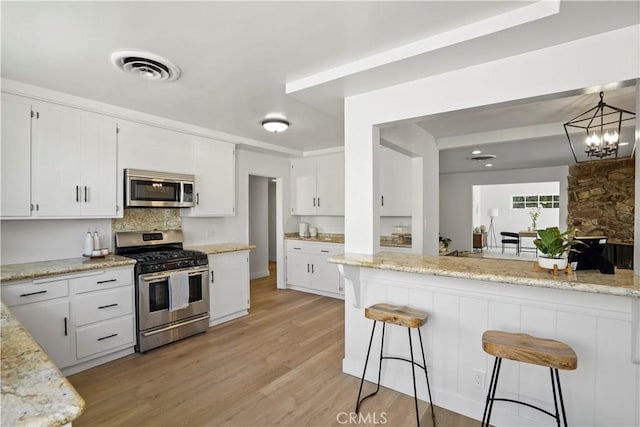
285,233,412,248
327,251,640,298
0,255,136,283
186,243,256,255
1,304,85,426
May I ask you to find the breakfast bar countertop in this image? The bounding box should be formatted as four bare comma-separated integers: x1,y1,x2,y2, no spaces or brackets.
327,251,640,298
1,304,85,426
0,255,136,283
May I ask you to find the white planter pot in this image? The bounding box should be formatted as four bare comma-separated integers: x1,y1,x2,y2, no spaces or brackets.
537,256,568,270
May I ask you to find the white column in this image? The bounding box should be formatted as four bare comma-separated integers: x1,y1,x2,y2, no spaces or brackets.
344,103,379,254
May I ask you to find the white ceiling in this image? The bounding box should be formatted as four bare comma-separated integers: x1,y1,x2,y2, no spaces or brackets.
1,1,638,162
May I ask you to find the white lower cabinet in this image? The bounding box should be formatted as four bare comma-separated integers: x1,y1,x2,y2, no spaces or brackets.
208,251,250,326
285,241,344,298
9,297,74,369
2,266,135,374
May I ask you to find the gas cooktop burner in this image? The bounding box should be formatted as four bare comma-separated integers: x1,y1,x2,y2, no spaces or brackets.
128,250,206,263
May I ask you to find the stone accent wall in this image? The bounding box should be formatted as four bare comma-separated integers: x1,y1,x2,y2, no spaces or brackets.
567,158,634,244
112,208,182,233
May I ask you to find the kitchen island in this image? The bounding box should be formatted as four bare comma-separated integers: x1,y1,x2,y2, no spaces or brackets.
1,303,85,426
328,252,640,427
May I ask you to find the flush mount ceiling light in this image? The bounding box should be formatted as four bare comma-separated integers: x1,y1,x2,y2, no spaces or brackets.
471,150,482,155
262,118,289,133
110,50,181,82
564,91,635,163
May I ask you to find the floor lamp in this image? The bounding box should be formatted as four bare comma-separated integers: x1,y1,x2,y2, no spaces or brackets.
488,209,499,248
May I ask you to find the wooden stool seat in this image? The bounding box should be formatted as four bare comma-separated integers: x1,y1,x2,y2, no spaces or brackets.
365,303,429,328
482,330,577,371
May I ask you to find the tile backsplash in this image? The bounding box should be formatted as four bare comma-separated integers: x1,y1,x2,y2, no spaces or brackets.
112,208,182,234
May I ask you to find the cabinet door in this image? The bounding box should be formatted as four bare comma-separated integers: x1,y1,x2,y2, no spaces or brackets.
390,150,412,216
80,111,118,216
185,137,235,217
285,251,310,288
309,254,340,294
10,299,73,369
379,147,394,216
315,153,344,216
31,101,82,217
209,252,249,321
290,158,317,215
1,94,32,217
380,148,412,217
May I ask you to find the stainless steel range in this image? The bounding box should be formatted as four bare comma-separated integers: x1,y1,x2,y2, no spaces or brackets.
115,230,209,352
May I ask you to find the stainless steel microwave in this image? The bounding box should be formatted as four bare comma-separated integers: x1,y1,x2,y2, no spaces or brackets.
125,169,195,208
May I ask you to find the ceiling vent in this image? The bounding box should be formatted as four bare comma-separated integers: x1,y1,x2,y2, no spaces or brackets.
110,50,181,82
469,154,496,161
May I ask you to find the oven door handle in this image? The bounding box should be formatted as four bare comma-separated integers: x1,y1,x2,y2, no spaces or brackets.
139,266,208,283
142,314,210,337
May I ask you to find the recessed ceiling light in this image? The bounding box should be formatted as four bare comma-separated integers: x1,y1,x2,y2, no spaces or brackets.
485,163,493,167
469,154,496,161
471,150,482,155
262,118,289,133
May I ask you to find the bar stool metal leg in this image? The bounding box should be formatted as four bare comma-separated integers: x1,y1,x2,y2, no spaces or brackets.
408,328,420,426
555,369,569,427
417,328,435,424
355,321,386,413
482,357,502,427
550,368,561,427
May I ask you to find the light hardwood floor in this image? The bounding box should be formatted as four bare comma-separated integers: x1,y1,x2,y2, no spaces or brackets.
69,262,477,426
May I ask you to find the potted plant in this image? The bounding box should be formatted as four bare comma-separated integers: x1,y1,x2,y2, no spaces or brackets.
439,234,452,253
533,227,580,270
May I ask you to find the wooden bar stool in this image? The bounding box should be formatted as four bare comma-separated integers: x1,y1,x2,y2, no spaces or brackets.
481,330,578,427
355,303,435,426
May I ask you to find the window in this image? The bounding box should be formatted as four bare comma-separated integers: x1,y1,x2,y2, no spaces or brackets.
511,194,559,209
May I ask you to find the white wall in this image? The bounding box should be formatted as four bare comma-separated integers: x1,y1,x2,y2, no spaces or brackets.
476,181,560,248
440,166,568,252
248,176,269,279
1,219,112,264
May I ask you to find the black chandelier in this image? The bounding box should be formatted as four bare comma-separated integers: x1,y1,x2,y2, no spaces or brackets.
564,91,635,163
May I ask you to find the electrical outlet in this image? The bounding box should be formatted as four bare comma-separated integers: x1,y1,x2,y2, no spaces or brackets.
473,369,485,388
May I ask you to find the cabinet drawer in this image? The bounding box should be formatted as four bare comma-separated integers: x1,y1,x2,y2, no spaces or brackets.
74,287,133,326
76,316,134,359
2,279,68,307
286,240,343,255
72,268,132,294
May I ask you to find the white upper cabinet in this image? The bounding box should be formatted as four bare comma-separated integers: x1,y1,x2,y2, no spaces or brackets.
291,152,344,216
1,94,118,218
379,147,412,217
182,136,235,217
1,94,32,217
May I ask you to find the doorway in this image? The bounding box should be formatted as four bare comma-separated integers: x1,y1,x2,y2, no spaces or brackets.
248,175,276,280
